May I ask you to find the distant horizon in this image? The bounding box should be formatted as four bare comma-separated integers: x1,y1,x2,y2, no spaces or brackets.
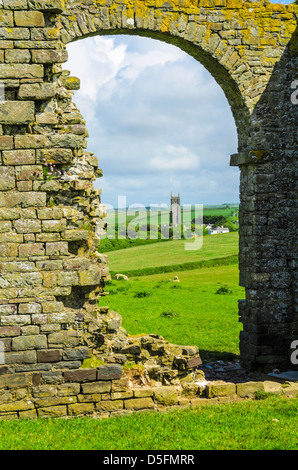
105,202,239,211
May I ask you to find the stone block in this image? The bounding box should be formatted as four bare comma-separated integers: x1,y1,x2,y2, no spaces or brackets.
68,403,94,416
32,49,68,64
0,326,21,337
153,386,179,406
0,64,43,79
2,149,36,166
0,102,35,125
5,350,36,364
28,0,65,12
124,397,155,411
236,382,265,398
62,347,89,362
62,230,90,241
0,221,12,233
206,382,236,398
37,406,67,418
18,83,56,101
47,330,79,348
96,400,123,412
12,334,47,351
42,219,66,233
81,381,111,394
37,349,62,363
0,10,14,27
3,0,29,9
45,242,68,256
57,383,80,397
63,369,97,383
32,385,56,398
0,167,15,191
0,191,46,209
19,303,41,314
15,165,43,181
79,268,101,287
5,49,31,63
97,364,122,381
14,134,51,149
63,258,91,271
0,136,14,150
39,148,73,165
14,11,45,27
14,219,41,233
18,243,45,257
0,304,18,315
0,400,34,413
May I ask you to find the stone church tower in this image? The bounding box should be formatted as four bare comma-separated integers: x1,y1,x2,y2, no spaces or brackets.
170,193,181,226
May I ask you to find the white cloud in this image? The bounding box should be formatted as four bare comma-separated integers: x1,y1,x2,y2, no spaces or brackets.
64,35,239,207
150,145,200,172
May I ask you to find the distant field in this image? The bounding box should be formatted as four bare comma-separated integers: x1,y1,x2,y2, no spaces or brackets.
105,232,239,275
101,225,241,360
103,204,239,229
100,263,243,360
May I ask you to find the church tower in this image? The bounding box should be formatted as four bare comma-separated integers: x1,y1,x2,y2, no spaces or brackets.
170,192,181,226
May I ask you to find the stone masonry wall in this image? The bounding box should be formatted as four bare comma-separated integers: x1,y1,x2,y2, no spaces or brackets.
0,0,297,419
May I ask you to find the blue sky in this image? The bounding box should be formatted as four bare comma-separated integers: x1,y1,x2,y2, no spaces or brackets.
65,0,293,209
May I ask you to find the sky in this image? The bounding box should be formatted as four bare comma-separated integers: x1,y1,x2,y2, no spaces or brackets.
64,0,293,210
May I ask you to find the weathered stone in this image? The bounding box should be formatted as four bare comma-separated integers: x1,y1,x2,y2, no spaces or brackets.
37,406,67,418
63,369,96,383
12,335,47,351
96,400,123,412
2,150,35,166
0,64,43,79
47,330,79,348
38,148,73,165
37,349,62,363
14,11,45,27
19,82,55,100
68,403,94,416
206,382,236,399
124,397,155,411
0,167,15,191
0,136,14,150
0,102,35,125
236,382,265,399
81,381,111,394
97,364,122,381
32,49,68,64
5,49,31,63
153,386,179,406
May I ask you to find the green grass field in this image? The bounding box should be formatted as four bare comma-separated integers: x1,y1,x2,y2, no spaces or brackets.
2,225,296,451
105,232,239,274
100,231,241,360
101,263,243,360
0,395,297,450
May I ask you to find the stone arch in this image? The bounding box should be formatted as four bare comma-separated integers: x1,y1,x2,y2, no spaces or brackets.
0,0,297,419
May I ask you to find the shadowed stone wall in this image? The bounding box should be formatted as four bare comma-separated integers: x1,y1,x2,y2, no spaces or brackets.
0,0,296,419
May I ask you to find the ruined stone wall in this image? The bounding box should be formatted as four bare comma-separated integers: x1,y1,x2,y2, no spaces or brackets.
0,0,296,419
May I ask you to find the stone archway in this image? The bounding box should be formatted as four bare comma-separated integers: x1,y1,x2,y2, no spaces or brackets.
0,0,297,419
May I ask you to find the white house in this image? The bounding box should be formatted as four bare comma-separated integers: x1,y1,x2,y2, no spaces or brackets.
208,226,230,235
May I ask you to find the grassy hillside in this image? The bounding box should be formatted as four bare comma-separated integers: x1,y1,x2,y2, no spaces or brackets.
104,232,239,275
100,263,243,361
